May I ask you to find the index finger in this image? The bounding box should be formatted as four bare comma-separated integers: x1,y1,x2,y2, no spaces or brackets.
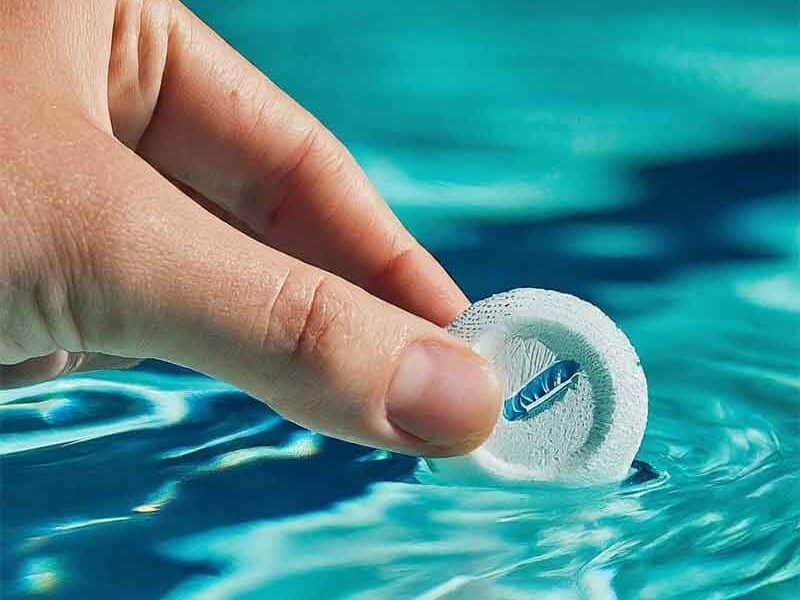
121,0,468,326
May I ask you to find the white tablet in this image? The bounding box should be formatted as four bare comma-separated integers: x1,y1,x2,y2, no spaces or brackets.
426,289,648,485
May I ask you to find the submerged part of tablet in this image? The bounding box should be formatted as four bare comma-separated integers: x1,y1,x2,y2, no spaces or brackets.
426,289,648,485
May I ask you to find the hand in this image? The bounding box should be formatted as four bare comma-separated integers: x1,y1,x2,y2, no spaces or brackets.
0,1,501,456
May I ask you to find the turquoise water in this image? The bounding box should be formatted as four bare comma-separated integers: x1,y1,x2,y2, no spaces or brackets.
2,1,799,598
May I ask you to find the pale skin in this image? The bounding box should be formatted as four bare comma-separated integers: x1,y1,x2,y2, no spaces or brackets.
0,0,501,456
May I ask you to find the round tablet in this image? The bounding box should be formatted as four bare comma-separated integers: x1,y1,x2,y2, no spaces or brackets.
425,288,648,485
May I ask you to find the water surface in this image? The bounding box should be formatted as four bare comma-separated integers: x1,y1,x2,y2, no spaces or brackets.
2,1,798,598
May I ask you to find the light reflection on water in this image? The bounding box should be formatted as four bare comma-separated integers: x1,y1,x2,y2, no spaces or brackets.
2,0,799,598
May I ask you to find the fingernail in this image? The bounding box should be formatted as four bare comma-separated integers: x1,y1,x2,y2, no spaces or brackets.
387,340,502,454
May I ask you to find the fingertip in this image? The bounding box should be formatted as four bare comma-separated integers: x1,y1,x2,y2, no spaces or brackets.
386,339,502,457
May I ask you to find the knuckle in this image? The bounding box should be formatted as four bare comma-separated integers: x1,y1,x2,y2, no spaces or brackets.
46,187,138,354
291,276,339,364
263,121,323,223
283,120,326,184
263,271,351,369
0,112,154,358
0,152,95,358
0,231,83,360
264,122,351,228
368,244,416,293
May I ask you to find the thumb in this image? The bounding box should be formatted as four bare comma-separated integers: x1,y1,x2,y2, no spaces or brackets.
89,148,501,456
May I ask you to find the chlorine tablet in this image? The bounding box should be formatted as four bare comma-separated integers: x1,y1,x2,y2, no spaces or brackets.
426,288,648,485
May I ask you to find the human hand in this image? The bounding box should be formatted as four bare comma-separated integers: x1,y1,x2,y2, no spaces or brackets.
0,1,501,456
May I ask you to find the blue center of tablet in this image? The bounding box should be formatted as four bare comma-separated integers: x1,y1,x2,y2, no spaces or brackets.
502,359,582,422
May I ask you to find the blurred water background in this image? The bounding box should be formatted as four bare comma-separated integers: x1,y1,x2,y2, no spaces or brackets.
2,1,799,598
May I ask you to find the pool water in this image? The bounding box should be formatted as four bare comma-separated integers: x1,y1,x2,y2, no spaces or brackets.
2,2,798,598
